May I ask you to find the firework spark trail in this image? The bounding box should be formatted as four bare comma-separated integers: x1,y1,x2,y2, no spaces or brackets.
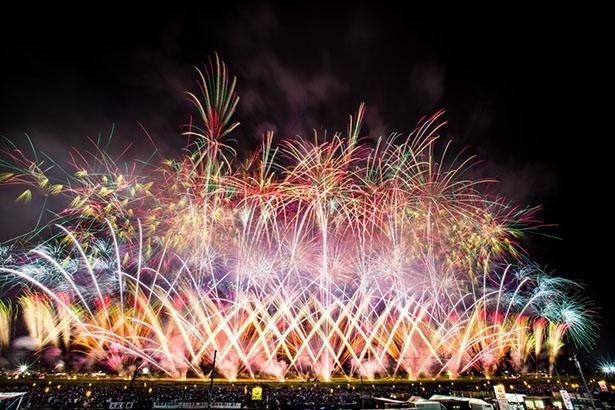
0,300,11,352
0,223,597,379
0,56,597,380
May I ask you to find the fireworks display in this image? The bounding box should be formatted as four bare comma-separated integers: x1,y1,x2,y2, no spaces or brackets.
0,56,597,381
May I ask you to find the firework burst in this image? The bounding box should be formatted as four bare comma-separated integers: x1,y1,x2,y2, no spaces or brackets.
0,56,597,380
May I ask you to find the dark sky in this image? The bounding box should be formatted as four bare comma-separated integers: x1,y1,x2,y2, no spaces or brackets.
0,4,612,360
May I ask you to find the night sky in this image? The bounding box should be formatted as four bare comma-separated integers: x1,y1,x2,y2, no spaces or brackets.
1,4,612,362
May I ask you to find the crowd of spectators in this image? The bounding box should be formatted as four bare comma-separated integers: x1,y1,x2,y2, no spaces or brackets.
0,377,613,409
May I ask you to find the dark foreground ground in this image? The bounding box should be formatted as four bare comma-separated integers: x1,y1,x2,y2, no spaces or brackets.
1,376,614,409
